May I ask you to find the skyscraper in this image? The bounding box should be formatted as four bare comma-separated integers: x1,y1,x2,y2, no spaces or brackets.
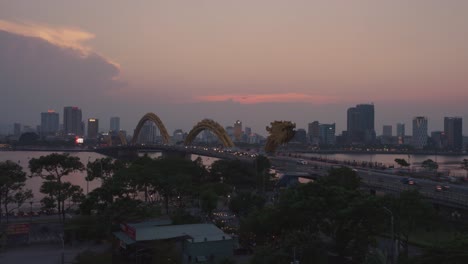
63,106,83,136
319,123,336,145
41,110,59,136
396,123,405,145
308,121,320,144
396,123,405,137
346,104,375,144
292,129,307,144
87,118,99,139
412,116,428,149
444,117,463,151
110,117,120,132
234,120,242,141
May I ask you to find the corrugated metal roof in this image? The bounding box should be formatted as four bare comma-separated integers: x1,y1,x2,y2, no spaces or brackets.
129,218,172,229
113,231,136,245
137,223,231,242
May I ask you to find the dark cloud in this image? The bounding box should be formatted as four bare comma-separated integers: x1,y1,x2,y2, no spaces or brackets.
0,29,124,125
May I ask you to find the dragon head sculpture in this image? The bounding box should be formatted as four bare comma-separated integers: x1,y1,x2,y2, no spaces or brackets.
265,121,296,153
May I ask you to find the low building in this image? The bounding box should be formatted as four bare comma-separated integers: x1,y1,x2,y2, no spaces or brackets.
114,219,235,264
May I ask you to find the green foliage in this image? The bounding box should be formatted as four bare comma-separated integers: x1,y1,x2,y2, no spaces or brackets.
412,236,468,264
200,190,218,214
229,191,265,216
86,157,125,182
18,132,39,145
382,190,436,258
29,153,84,221
241,179,385,263
462,159,468,170
210,159,256,188
0,160,33,223
320,166,361,190
395,158,410,168
421,159,439,171
249,245,290,264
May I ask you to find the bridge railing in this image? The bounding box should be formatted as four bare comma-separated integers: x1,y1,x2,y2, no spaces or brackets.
363,180,468,209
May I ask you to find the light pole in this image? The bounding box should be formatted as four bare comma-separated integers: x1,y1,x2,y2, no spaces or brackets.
86,156,91,195
29,200,33,223
383,206,396,264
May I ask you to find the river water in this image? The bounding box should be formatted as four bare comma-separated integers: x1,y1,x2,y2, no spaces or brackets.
298,152,468,171
0,151,218,210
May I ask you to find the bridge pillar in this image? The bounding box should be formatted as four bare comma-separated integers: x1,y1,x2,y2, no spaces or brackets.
162,149,191,160
117,148,139,161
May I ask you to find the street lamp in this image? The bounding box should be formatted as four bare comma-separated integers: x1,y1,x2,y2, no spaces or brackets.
29,200,33,223
383,206,396,264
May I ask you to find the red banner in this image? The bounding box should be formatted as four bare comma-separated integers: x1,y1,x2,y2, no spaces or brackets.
7,223,30,235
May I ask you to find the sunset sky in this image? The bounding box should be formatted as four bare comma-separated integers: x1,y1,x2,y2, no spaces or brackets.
1,1,467,136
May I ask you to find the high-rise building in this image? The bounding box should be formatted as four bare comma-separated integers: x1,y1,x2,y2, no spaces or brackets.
137,122,160,144
412,116,428,149
110,117,120,132
444,117,463,151
430,131,446,149
63,106,83,136
87,118,99,139
41,110,59,136
292,129,307,144
308,121,320,144
396,123,405,145
382,125,392,137
396,123,405,137
319,123,336,145
234,120,242,141
346,104,375,144
173,129,184,143
225,126,234,141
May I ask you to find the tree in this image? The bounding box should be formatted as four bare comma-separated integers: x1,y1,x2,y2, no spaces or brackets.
229,191,265,216
18,132,39,145
395,158,410,168
29,153,85,221
86,157,125,183
320,166,361,190
384,190,436,258
421,159,438,171
0,160,33,223
412,236,468,264
200,190,218,215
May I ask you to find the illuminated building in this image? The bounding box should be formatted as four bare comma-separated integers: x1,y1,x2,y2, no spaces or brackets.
87,118,99,139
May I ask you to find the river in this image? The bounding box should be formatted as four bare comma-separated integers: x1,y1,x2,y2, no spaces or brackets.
298,152,468,170
0,151,218,211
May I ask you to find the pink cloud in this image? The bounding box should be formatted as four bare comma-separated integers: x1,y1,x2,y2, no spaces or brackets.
0,19,120,69
195,93,336,104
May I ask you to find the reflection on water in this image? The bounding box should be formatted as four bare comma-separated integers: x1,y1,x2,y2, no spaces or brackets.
0,151,218,205
299,152,468,169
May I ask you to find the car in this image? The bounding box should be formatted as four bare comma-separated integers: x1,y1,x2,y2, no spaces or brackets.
297,159,308,165
400,177,416,185
435,185,450,191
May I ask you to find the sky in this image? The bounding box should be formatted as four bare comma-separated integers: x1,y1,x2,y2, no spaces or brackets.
1,0,467,136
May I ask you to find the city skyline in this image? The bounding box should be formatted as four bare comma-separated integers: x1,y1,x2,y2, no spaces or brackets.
1,1,468,135
1,104,465,140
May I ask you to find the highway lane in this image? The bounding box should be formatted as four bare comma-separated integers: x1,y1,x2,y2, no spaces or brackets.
270,156,468,208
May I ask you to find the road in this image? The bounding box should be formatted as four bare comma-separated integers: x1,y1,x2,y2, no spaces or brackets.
271,156,468,209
